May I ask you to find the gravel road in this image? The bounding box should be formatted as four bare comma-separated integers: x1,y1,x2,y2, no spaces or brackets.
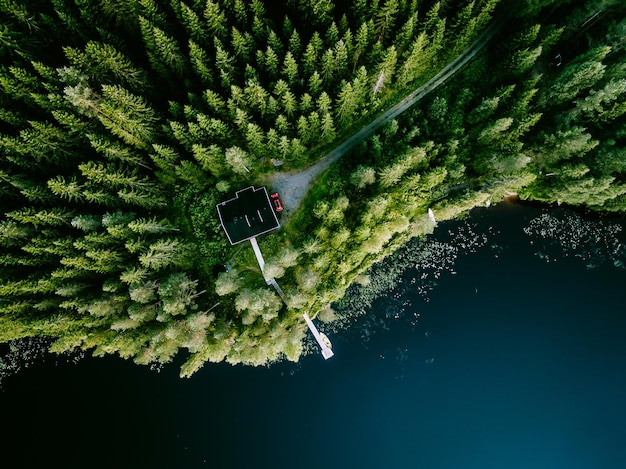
266,14,508,220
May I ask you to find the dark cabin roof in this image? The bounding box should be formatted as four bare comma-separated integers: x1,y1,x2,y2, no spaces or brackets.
216,186,280,245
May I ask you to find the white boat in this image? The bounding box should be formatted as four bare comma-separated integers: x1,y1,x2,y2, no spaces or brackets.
303,313,334,360
320,333,332,349
428,208,436,224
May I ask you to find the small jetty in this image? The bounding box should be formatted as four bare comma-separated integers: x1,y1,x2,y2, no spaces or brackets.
303,313,334,360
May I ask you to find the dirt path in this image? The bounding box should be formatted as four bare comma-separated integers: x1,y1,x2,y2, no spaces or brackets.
265,14,507,220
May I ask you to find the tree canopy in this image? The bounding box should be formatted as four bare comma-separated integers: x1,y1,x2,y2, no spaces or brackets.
1,0,625,376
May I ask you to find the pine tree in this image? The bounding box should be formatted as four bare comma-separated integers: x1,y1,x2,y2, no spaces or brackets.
353,21,371,68
375,0,399,42
69,41,149,92
225,146,253,175
243,80,268,116
536,127,599,168
303,32,323,76
47,176,85,202
320,48,336,84
0,220,32,247
152,26,187,78
274,114,288,135
574,78,626,122
288,28,302,58
179,1,208,44
320,112,336,144
192,144,225,176
118,187,167,209
282,51,299,85
325,21,339,47
542,47,610,107
373,45,397,94
268,30,284,57
231,26,252,62
281,91,298,117
233,0,249,28
336,81,357,127
397,32,428,87
304,110,320,142
88,134,150,169
297,115,311,144
334,39,349,80
263,45,280,79
308,71,323,96
139,239,188,270
203,0,227,39
6,207,74,227
188,40,214,87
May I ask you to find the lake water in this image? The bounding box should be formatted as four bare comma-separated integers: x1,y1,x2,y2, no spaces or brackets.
2,202,626,469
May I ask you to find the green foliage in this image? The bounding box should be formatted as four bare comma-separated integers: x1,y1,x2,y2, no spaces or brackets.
235,288,282,324
215,269,242,296
1,0,624,376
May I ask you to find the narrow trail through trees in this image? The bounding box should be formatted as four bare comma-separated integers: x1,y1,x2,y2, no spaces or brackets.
265,13,510,220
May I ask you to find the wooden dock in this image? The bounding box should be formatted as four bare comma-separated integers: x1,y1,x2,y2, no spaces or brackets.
303,313,334,359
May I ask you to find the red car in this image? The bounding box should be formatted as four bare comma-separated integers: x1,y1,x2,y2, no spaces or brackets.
270,192,283,212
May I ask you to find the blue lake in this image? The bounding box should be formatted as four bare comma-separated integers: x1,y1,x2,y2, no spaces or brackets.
3,202,626,468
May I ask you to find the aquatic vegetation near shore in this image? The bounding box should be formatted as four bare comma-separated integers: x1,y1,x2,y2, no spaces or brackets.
523,212,626,269
0,337,84,388
334,207,626,347
333,218,499,341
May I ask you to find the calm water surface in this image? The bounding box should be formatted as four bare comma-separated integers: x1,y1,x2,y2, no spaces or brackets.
3,202,626,469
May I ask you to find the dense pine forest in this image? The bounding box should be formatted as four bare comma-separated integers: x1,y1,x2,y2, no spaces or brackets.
1,0,625,376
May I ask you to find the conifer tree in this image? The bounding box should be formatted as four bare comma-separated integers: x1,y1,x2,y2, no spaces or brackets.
203,0,227,39
188,40,214,87
178,1,208,44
